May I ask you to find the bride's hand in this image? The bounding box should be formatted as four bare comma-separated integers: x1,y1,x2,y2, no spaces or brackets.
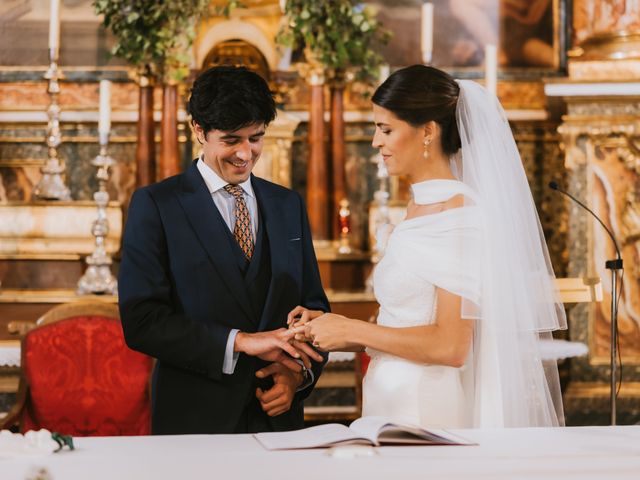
287,305,324,339
294,313,354,351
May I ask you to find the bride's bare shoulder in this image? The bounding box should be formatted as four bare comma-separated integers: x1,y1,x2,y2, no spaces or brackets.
441,194,466,211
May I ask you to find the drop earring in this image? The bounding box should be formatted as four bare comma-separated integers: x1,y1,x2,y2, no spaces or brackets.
423,137,431,160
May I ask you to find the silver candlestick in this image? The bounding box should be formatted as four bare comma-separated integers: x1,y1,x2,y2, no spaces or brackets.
77,140,117,295
371,152,391,260
365,153,391,292
33,48,71,200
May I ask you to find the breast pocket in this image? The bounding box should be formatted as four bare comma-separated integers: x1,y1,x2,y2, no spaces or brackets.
286,236,303,282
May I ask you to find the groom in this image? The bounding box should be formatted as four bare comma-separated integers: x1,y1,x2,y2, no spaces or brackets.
118,66,329,434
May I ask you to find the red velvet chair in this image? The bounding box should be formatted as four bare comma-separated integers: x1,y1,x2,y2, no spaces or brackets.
0,301,153,436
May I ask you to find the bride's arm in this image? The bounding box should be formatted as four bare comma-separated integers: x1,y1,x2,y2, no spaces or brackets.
301,288,473,367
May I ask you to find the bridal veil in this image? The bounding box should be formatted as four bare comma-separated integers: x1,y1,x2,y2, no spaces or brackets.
453,80,567,427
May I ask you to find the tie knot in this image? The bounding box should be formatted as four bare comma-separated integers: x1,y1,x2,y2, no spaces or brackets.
224,184,244,198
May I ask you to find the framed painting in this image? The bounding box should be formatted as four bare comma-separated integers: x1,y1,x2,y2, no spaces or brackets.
371,0,570,76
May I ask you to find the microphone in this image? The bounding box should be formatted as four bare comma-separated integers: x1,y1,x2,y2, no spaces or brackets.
548,181,622,265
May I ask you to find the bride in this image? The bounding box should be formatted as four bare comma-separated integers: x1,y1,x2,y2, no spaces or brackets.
291,65,566,428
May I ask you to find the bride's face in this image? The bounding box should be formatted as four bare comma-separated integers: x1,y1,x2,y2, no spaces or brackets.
372,104,426,178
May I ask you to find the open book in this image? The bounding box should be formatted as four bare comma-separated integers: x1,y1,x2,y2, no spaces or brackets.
254,416,475,450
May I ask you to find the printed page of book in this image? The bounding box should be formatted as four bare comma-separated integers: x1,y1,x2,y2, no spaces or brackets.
350,417,476,446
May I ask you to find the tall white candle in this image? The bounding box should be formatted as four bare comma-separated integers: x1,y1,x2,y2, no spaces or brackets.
277,47,292,71
49,0,60,56
99,80,112,144
379,64,390,83
485,44,498,96
421,2,434,64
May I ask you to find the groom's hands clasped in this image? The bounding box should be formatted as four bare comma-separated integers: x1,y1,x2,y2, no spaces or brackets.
235,325,324,417
255,363,302,417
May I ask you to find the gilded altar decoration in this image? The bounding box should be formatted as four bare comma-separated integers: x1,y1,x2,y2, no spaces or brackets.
555,98,640,365
574,0,640,44
572,0,640,63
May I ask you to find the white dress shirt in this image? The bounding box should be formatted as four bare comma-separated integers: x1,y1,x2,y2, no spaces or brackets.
197,158,258,375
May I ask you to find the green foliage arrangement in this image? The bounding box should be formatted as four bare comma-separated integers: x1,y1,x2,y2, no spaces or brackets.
277,0,391,83
93,0,212,82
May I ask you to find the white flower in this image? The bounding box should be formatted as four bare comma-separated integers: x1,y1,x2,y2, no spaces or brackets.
0,429,59,457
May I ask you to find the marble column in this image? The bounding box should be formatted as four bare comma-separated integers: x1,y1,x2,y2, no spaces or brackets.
305,67,330,244
329,71,347,241
159,83,181,180
135,76,156,186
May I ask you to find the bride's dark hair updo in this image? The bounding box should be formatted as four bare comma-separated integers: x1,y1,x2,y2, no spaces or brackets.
372,65,461,156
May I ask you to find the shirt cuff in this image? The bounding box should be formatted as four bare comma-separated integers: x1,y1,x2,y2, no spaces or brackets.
222,329,240,375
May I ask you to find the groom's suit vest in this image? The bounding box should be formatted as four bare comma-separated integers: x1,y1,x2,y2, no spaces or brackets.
220,206,275,430
220,206,271,328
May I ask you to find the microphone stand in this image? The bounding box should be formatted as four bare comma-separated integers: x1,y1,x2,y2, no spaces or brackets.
606,256,623,425
549,182,623,425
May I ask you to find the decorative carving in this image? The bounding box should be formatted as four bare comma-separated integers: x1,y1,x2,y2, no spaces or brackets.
558,105,640,371
572,1,640,61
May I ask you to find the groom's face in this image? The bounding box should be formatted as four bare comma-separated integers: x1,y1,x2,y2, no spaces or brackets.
195,122,265,185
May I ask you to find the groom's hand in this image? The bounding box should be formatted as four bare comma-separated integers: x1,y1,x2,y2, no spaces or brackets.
235,329,302,372
255,363,302,417
234,329,323,372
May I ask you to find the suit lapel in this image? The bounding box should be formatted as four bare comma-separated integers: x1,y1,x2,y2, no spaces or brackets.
253,177,289,331
176,162,255,322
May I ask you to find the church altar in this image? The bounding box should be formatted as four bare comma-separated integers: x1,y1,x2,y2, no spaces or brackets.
2,426,640,480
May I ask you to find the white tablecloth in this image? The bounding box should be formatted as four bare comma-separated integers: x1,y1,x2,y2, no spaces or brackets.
2,426,639,480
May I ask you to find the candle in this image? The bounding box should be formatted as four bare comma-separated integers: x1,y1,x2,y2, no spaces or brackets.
485,44,497,96
277,47,292,71
379,64,390,83
421,2,433,64
49,0,60,56
99,80,111,144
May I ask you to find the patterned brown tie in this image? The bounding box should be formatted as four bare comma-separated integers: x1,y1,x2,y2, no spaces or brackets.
223,184,254,260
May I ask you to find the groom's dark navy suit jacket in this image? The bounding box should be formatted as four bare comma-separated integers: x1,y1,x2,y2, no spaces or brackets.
118,160,329,434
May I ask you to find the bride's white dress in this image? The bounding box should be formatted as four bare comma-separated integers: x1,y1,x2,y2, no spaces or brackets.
360,80,566,428
362,180,481,428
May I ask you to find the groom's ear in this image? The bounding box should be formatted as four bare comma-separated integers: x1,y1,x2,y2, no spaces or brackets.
192,122,206,144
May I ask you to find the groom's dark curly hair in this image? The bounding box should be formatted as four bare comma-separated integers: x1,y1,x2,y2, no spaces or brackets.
187,66,276,134
372,65,461,156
